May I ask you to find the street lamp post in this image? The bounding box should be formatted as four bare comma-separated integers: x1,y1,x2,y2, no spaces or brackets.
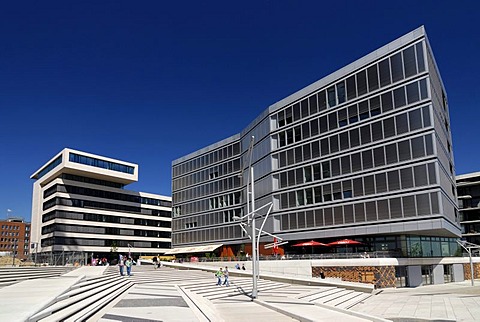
250,165,258,298
457,240,480,286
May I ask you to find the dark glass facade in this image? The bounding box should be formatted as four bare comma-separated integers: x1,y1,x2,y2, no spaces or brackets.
69,152,134,174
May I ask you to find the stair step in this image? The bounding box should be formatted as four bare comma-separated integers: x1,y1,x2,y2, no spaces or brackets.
29,279,130,321
301,288,345,302
336,293,372,309
58,276,124,300
313,289,354,304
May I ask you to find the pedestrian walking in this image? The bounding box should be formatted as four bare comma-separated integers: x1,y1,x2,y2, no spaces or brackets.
215,268,223,286
241,264,246,270
223,266,230,287
118,254,125,276
152,256,158,269
126,257,133,276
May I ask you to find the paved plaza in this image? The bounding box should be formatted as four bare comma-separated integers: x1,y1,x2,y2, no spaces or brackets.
1,264,480,321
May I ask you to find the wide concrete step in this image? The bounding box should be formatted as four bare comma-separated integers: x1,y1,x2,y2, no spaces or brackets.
335,292,372,309
313,289,355,304
57,275,125,300
299,287,346,302
28,277,131,321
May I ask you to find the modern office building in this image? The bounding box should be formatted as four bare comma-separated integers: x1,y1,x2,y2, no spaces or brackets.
31,148,171,261
0,218,30,260
171,26,460,262
457,172,480,245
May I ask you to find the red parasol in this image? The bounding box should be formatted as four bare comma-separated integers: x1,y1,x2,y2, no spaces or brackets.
327,239,362,246
292,240,328,247
327,239,362,254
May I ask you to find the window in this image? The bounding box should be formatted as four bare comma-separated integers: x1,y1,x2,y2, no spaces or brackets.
381,92,393,112
349,129,360,147
385,143,398,164
369,97,380,117
406,82,420,104
318,90,327,111
328,113,338,131
359,101,369,120
348,104,359,124
330,135,339,153
338,109,348,127
278,111,285,127
393,87,406,108
310,119,319,137
346,75,356,100
337,81,346,104
319,116,328,133
367,65,379,91
375,173,387,193
327,86,336,108
390,52,404,82
322,161,330,179
383,117,395,138
396,113,409,135
331,159,340,176
309,95,318,115
341,156,351,174
416,42,425,72
409,109,423,131
403,46,417,78
398,140,411,161
351,152,362,172
293,103,301,121
357,70,367,96
362,150,373,169
360,125,371,144
379,59,391,87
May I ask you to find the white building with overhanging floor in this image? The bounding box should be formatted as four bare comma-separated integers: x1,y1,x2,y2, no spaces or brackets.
31,148,171,263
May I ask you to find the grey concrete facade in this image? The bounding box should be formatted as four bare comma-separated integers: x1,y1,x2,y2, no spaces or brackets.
171,26,460,259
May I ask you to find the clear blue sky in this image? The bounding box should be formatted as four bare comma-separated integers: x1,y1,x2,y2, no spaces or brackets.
1,1,479,220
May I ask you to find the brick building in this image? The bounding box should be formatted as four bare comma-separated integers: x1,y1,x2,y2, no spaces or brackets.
0,217,31,260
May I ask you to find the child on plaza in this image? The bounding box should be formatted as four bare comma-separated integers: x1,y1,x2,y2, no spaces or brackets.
223,266,230,286
125,257,133,276
215,267,223,286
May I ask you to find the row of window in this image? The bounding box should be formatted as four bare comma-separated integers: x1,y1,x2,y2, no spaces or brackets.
173,142,241,178
279,162,436,209
69,153,134,174
44,184,171,209
0,231,20,236
172,208,242,231
277,78,428,149
61,173,125,189
41,237,171,249
209,192,240,210
43,197,169,217
173,191,242,217
42,210,171,227
41,223,171,238
278,192,439,231
278,105,431,169
276,42,425,129
279,133,434,189
173,158,241,191
0,225,23,230
173,175,241,204
172,224,243,245
36,155,62,180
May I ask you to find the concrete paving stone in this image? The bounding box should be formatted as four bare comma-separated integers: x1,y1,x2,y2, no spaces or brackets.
102,307,199,322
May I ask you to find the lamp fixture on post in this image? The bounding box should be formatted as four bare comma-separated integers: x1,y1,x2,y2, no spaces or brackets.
233,136,287,299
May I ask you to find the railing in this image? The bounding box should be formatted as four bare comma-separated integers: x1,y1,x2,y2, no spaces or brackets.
172,251,400,263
